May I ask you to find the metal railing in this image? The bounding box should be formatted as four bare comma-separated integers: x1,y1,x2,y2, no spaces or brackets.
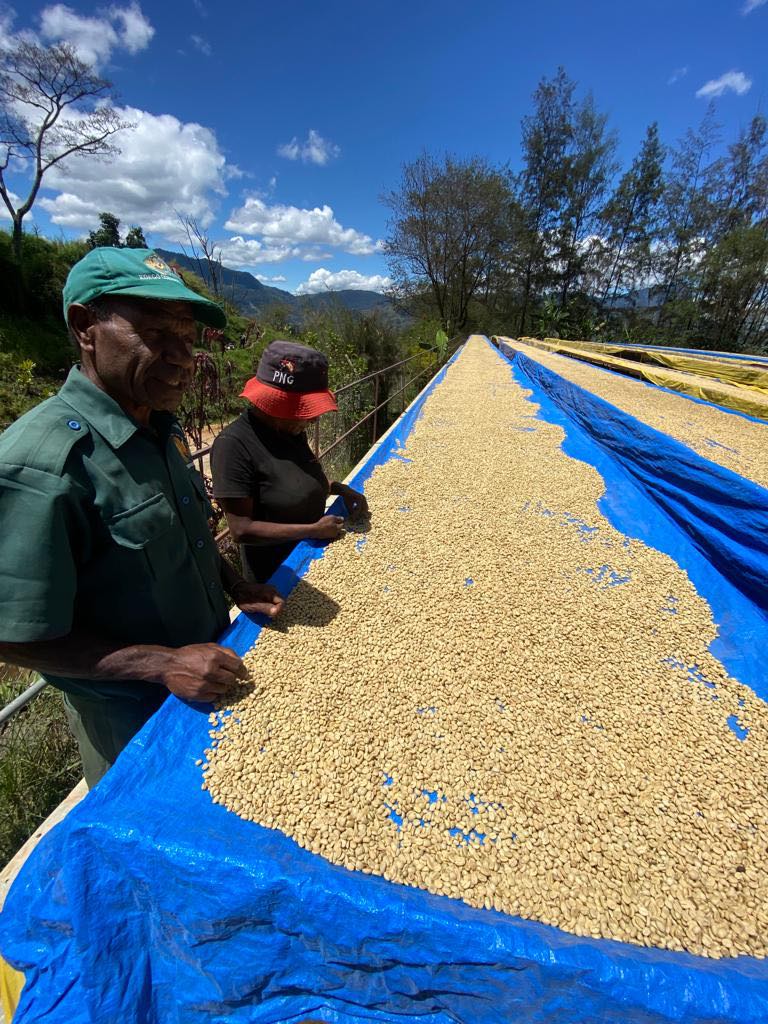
0,342,461,726
0,677,47,728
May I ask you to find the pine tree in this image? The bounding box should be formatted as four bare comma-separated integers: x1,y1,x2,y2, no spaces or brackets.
554,92,617,309
598,122,664,307
513,68,574,334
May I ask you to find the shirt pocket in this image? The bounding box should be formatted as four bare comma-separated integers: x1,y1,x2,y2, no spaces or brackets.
105,492,178,580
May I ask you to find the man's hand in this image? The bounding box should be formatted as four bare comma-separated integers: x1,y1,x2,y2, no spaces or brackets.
231,581,284,618
310,514,345,540
334,483,369,522
160,643,246,702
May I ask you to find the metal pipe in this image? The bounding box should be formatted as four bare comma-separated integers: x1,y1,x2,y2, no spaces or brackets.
333,351,425,395
0,678,48,728
372,374,380,443
319,364,436,459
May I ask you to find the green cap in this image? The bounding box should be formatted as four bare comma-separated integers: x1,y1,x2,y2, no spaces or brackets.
62,247,226,329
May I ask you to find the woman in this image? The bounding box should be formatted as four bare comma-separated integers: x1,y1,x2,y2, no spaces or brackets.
211,340,369,583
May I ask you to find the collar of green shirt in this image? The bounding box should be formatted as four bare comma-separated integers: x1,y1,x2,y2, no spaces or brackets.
58,366,173,449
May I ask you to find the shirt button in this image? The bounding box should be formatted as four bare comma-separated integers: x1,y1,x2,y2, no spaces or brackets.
66,419,81,431
195,539,205,549
181,496,191,505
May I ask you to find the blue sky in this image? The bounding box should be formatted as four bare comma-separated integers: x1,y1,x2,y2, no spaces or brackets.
2,0,766,294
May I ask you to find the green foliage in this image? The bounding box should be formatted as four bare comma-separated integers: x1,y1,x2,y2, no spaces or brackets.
0,666,81,864
88,211,121,248
418,327,451,362
88,211,148,250
534,297,571,339
0,350,61,430
125,225,147,249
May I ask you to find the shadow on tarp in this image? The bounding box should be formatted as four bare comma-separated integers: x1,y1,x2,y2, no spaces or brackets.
1,341,767,1024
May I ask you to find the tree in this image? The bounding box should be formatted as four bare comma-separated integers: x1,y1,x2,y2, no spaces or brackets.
512,68,574,334
383,153,513,333
88,212,147,249
88,211,122,249
694,115,768,349
125,225,148,248
0,39,132,262
697,226,768,350
598,122,665,307
553,92,617,308
656,108,720,316
177,213,224,299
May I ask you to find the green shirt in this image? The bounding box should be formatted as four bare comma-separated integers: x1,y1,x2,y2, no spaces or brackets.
0,366,231,701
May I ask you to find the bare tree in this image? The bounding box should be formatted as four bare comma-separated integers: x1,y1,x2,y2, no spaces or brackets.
177,213,225,301
0,39,132,262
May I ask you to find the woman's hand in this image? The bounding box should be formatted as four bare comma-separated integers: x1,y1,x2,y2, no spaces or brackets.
310,514,345,540
231,581,285,618
333,483,369,522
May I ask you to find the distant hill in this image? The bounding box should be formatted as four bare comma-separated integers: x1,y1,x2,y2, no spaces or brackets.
156,249,403,324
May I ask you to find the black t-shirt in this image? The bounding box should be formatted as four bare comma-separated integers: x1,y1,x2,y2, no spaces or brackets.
211,410,329,582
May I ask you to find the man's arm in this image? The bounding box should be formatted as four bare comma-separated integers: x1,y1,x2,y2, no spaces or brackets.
0,635,245,703
0,465,245,703
218,555,285,617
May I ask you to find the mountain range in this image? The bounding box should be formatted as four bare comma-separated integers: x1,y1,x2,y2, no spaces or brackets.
156,249,402,324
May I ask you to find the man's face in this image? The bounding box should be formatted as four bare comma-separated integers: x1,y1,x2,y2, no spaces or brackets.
79,297,197,413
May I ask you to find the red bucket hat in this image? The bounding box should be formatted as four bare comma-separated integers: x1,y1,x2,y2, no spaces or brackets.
240,340,338,418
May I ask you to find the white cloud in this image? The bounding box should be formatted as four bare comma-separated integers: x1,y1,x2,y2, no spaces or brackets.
0,8,19,50
111,3,154,53
38,105,228,239
696,70,752,99
191,0,207,15
296,268,392,295
667,66,688,85
742,0,767,14
277,129,340,166
224,197,382,255
189,33,211,56
255,274,287,284
38,3,154,69
216,236,300,267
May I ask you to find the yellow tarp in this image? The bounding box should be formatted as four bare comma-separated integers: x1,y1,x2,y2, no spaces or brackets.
536,338,768,396
0,957,23,1022
500,337,768,421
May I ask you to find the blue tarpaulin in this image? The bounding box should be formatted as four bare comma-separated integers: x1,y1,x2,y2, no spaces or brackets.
1,339,767,1024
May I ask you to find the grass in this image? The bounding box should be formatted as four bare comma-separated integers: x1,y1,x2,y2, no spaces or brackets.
0,665,81,866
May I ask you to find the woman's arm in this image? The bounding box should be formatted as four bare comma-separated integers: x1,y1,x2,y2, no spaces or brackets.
328,481,369,521
221,497,344,543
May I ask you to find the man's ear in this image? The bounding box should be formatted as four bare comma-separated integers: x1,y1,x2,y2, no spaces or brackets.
67,304,97,353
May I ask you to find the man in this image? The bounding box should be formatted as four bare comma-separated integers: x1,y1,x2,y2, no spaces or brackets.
0,247,284,787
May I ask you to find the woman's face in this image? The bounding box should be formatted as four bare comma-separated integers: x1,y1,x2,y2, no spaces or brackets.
257,409,320,435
